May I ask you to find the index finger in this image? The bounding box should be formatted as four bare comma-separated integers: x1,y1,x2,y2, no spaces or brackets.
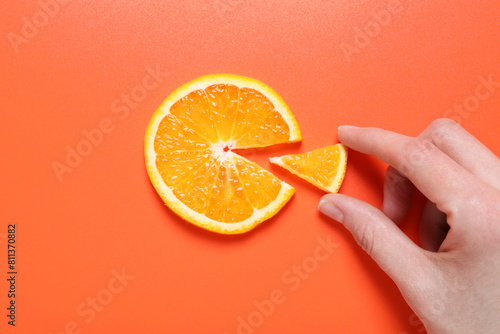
337,125,474,216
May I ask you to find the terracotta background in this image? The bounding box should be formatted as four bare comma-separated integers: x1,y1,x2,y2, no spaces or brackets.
1,0,499,333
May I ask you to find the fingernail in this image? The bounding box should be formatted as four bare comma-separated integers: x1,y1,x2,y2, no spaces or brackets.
318,199,344,223
338,125,359,132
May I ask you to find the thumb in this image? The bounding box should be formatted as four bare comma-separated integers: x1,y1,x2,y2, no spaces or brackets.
318,193,431,288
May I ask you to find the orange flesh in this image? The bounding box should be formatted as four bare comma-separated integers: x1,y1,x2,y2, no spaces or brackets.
154,84,291,223
280,146,343,188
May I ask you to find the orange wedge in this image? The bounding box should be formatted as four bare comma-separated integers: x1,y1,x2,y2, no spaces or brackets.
270,144,348,193
145,74,302,234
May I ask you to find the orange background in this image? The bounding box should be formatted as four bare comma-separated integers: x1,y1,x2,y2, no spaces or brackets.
1,1,499,333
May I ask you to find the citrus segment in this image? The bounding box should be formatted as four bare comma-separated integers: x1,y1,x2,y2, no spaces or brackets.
169,89,219,143
230,88,274,142
204,84,240,142
205,160,254,223
270,144,348,193
154,114,210,153
145,74,301,234
156,150,221,213
155,149,214,187
234,110,291,148
232,155,282,210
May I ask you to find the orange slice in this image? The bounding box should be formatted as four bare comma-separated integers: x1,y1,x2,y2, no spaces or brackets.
270,144,348,193
145,74,302,234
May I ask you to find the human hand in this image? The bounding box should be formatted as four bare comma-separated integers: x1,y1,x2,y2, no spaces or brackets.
318,119,500,334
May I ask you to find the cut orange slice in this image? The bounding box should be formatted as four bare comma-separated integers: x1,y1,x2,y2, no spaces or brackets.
145,74,302,234
270,144,348,193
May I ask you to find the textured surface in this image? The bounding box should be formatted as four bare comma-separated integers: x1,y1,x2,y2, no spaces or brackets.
1,0,499,333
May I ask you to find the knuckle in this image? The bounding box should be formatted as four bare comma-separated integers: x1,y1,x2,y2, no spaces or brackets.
427,118,461,145
384,168,399,187
430,117,458,130
480,192,500,243
385,167,407,190
353,222,376,257
408,137,435,154
401,138,436,172
385,173,405,200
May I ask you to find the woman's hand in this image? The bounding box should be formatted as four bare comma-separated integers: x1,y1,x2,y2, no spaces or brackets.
319,119,500,334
